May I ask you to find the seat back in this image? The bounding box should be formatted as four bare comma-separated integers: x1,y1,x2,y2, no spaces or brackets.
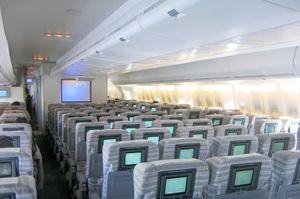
75,122,109,162
257,133,295,157
0,131,32,149
270,150,300,199
133,115,159,128
86,129,130,178
159,138,209,160
131,128,171,144
121,111,141,122
186,109,204,119
99,116,127,128
283,119,300,134
145,111,167,117
61,113,87,143
109,109,128,117
162,114,187,121
0,176,37,199
247,115,268,135
227,115,249,127
158,105,174,115
102,140,159,199
206,153,271,198
0,123,32,134
153,120,184,137
0,148,33,177
184,118,213,127
66,116,97,151
255,119,282,135
206,114,226,126
211,135,258,157
56,110,76,138
176,126,215,140
53,108,73,134
113,121,146,135
134,159,208,199
83,109,103,116
214,125,247,137
90,112,111,121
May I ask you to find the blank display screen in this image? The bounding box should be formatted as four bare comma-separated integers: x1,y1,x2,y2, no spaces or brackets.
233,144,247,155
147,136,160,144
162,123,177,135
98,135,121,153
165,176,188,195
61,79,91,102
270,139,289,156
122,124,140,134
233,118,245,125
189,112,199,119
265,123,277,134
225,129,242,136
103,138,117,144
234,169,254,186
193,122,208,126
84,126,104,141
144,120,153,128
189,130,207,139
125,152,142,165
150,107,157,112
140,105,146,110
179,149,195,159
0,162,12,177
213,119,222,126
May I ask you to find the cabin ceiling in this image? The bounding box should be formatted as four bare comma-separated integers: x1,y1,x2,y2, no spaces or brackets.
2,0,300,78
0,0,126,67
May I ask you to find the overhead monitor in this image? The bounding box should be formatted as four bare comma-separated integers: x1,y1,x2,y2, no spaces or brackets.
227,162,261,193
269,138,289,157
293,159,300,184
122,124,141,134
142,118,154,128
0,88,10,98
189,112,200,119
212,118,222,126
84,125,104,141
143,132,164,144
119,147,148,170
157,169,196,198
192,122,208,126
225,128,242,136
233,118,245,125
228,141,251,156
189,130,208,139
98,134,122,153
174,144,200,159
265,123,277,134
108,119,123,129
61,79,91,103
0,158,18,178
162,123,178,135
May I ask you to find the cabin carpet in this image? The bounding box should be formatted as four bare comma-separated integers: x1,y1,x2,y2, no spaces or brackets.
36,135,71,199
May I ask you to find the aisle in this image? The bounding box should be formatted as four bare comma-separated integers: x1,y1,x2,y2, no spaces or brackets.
36,135,71,199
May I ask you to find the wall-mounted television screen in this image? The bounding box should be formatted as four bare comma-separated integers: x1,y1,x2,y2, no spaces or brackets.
0,88,10,98
61,79,91,102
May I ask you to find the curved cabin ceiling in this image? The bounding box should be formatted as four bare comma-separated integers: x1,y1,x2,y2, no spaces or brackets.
48,0,300,77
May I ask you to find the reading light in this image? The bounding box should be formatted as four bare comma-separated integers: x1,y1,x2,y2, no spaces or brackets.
45,33,72,38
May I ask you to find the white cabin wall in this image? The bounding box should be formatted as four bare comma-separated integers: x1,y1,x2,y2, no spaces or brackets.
0,87,24,103
37,63,108,132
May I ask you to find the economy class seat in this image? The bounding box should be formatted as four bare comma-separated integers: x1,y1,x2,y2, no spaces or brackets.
254,119,282,135
113,121,146,135
211,135,258,157
269,150,300,199
99,116,127,129
83,109,103,116
133,115,160,128
176,126,214,140
206,153,272,199
83,129,129,199
214,124,247,137
131,128,171,144
0,176,37,199
159,137,209,160
134,158,209,199
225,114,249,127
184,118,213,127
161,114,188,121
120,111,141,122
101,140,159,199
158,105,174,115
247,114,268,135
109,109,128,117
145,110,167,117
257,133,295,157
153,119,184,137
206,114,226,126
90,112,111,121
